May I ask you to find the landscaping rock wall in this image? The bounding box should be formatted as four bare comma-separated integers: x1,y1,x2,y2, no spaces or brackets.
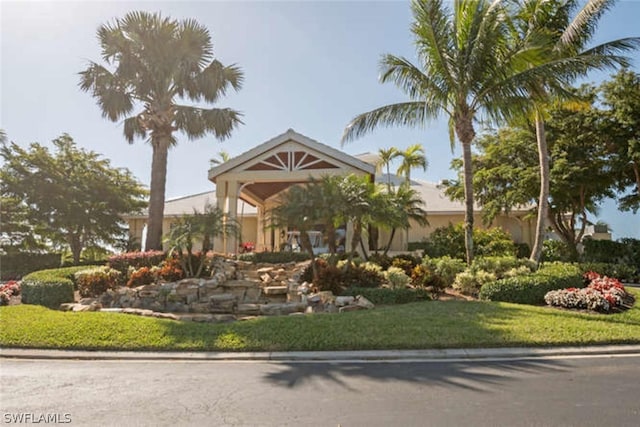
61,258,374,322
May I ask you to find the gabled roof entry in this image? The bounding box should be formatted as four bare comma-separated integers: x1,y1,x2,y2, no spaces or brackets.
207,128,375,183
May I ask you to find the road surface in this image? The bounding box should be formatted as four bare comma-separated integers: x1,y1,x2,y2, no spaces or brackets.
1,354,639,426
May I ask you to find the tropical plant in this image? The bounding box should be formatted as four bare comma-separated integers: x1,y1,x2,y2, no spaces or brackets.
268,183,326,282
164,204,238,277
508,0,640,263
209,150,232,167
396,143,428,185
376,147,400,190
600,68,640,212
79,11,243,250
380,185,428,255
342,0,538,264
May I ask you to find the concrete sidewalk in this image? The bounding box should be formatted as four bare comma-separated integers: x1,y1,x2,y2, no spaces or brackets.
2,345,640,362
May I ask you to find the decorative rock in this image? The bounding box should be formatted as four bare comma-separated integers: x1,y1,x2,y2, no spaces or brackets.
309,291,336,304
256,267,274,275
59,303,75,311
209,293,238,313
190,302,211,313
244,287,262,303
237,303,261,315
79,298,96,305
335,296,355,307
263,286,288,295
259,302,307,316
355,295,375,309
201,278,221,289
260,273,273,283
297,282,311,295
211,314,236,323
151,312,179,320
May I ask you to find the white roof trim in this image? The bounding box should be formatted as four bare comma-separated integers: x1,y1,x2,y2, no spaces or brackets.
208,128,375,182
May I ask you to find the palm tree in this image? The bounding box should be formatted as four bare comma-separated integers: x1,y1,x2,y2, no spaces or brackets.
396,143,428,186
342,0,533,264
269,184,325,282
336,174,381,265
376,147,400,190
79,11,243,251
209,150,231,167
381,185,429,255
511,0,640,263
164,204,238,277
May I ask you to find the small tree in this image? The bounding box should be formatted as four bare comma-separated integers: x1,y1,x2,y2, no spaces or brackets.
163,204,238,277
268,184,325,282
0,134,147,264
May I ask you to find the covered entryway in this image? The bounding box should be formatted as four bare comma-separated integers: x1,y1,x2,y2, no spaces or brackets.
208,129,375,253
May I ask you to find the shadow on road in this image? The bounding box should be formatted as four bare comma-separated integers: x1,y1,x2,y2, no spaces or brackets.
263,358,568,392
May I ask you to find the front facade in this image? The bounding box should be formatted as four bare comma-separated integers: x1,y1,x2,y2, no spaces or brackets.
126,129,538,253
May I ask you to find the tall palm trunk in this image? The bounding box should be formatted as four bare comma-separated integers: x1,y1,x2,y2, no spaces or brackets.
146,138,170,251
530,111,550,264
461,141,475,265
300,231,318,283
455,113,476,265
347,220,362,267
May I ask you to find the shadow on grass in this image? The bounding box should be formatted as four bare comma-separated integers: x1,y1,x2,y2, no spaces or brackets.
262,358,568,392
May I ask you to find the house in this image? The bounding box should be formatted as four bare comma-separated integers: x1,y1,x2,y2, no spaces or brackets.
125,129,537,253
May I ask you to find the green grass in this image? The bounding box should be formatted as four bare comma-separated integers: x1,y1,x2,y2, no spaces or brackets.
1,289,639,352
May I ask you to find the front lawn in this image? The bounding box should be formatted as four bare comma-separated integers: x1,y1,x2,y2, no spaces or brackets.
1,289,639,352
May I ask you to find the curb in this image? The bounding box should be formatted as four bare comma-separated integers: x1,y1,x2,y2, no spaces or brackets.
2,345,640,362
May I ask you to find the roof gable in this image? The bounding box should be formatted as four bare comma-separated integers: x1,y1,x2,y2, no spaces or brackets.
208,129,375,182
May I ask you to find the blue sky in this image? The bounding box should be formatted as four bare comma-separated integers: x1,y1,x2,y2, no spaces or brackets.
1,0,638,239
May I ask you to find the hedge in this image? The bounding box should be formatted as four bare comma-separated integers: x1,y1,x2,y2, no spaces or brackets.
578,262,637,283
342,286,430,305
478,262,583,305
0,253,61,280
238,251,310,264
21,266,87,308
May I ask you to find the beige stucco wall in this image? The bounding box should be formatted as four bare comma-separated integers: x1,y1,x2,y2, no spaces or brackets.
375,213,536,252
128,216,258,252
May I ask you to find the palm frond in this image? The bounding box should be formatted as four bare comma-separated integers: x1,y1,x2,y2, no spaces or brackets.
123,116,147,144
341,101,437,146
173,105,244,141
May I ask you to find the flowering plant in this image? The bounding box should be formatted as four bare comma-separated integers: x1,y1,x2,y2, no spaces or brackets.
0,280,21,306
545,272,629,313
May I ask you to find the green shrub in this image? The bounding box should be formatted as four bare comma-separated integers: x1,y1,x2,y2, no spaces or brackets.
471,256,536,279
75,267,121,297
21,266,87,308
479,262,583,304
421,224,516,259
384,266,410,289
515,243,531,259
474,228,517,257
582,239,625,263
542,240,572,262
367,253,393,270
422,256,467,287
238,251,310,264
410,264,446,298
390,258,415,276
453,269,496,296
342,286,430,304
0,252,61,280
303,259,384,294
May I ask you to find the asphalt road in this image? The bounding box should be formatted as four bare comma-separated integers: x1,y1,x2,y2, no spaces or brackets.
1,355,639,426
